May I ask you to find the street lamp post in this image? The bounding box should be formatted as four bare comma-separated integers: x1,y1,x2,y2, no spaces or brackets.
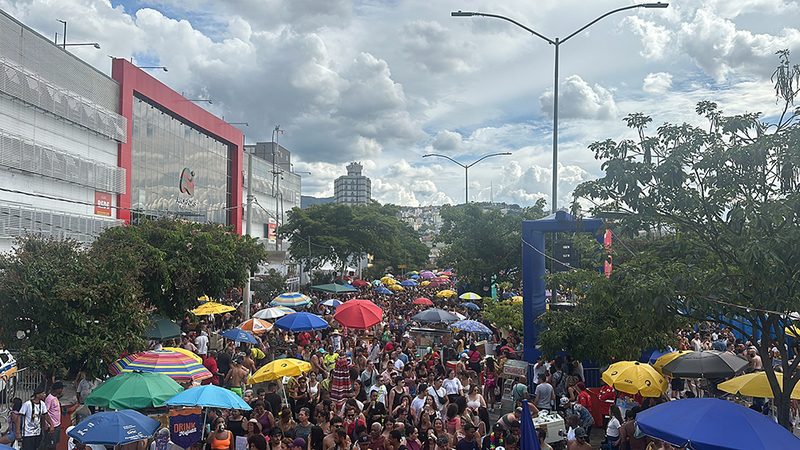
452,2,668,214
423,152,512,204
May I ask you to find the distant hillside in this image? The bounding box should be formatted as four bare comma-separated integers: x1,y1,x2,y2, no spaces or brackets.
301,195,334,208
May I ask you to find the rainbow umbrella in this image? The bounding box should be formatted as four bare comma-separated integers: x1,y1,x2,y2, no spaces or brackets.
110,349,212,382
271,292,311,307
162,347,202,363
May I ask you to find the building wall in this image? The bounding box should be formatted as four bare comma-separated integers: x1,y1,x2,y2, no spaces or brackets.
0,10,124,250
334,162,371,206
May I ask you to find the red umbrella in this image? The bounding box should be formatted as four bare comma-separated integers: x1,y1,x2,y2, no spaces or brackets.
413,297,434,306
334,299,383,329
351,279,369,287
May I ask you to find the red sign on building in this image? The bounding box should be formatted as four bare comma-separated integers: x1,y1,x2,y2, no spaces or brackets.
95,191,112,216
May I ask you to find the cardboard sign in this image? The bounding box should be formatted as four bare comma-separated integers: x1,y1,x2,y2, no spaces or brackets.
504,360,529,378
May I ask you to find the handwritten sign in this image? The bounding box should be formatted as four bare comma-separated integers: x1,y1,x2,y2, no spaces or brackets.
504,360,529,378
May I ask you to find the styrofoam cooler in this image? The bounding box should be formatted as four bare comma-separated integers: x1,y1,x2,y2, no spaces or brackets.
533,414,566,444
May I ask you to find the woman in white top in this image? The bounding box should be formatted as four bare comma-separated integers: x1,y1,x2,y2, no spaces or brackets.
442,369,464,403
466,384,486,410
606,404,623,450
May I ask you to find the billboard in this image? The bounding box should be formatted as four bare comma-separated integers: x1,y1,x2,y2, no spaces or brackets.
94,191,112,216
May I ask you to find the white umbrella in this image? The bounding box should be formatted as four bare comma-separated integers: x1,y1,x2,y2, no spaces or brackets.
253,307,294,320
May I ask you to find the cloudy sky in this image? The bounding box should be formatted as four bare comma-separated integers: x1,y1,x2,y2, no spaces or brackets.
3,0,799,208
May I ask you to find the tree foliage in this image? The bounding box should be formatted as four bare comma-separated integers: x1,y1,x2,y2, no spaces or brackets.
484,301,523,334
436,202,547,291
279,203,429,276
95,218,267,319
252,269,287,304
0,235,148,379
562,51,800,428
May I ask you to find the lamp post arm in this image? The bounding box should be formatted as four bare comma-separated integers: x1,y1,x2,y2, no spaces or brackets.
422,153,467,169
561,2,667,44
465,152,513,169
453,11,555,45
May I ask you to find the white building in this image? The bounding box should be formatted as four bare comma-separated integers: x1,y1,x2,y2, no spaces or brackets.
0,10,126,251
334,162,371,206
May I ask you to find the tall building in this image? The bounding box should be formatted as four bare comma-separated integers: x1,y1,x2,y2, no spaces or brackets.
243,142,301,252
334,162,371,206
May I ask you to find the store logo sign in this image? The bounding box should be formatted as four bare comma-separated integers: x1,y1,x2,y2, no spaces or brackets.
179,168,195,195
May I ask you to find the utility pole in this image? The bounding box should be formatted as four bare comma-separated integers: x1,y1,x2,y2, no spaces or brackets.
243,149,253,320
271,125,284,252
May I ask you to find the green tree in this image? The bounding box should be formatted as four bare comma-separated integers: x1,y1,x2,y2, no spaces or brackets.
484,301,523,334
252,269,287,304
0,235,148,379
436,202,547,292
564,51,800,428
95,218,267,319
279,203,428,276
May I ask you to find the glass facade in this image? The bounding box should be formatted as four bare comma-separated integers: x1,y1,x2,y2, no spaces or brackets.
130,95,232,224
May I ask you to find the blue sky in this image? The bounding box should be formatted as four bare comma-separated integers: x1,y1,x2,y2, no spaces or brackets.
3,0,799,207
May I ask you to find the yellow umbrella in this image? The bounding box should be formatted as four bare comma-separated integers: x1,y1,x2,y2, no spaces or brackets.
511,296,523,303
197,295,213,303
652,350,693,375
437,290,457,298
162,347,202,363
381,277,398,285
420,281,431,286
388,284,405,291
248,358,311,384
718,372,800,399
786,326,800,338
602,361,667,397
191,302,236,315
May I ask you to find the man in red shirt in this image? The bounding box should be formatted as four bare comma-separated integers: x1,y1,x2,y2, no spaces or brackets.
203,349,220,385
299,331,312,347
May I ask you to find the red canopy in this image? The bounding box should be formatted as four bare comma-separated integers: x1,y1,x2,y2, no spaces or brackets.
334,299,383,329
413,297,434,306
351,279,369,287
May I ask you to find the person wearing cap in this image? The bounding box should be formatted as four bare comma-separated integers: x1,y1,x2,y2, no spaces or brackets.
43,382,63,450
289,437,307,450
456,423,479,450
480,423,504,450
19,386,48,450
566,427,591,450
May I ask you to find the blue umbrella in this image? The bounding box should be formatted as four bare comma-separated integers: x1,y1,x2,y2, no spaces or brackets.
164,384,252,410
520,397,541,450
322,299,343,307
375,286,393,295
450,319,491,334
400,280,418,287
219,328,258,344
460,302,480,311
274,312,329,332
410,274,420,279
503,292,518,299
68,410,160,445
648,347,675,364
636,398,800,450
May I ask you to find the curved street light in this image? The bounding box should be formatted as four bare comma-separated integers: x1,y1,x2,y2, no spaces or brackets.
452,2,668,214
423,152,512,204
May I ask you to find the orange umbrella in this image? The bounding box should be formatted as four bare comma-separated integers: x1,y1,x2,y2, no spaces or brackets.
239,318,273,334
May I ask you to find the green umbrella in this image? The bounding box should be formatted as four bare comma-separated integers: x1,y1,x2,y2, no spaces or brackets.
85,371,184,410
142,315,181,340
310,283,358,294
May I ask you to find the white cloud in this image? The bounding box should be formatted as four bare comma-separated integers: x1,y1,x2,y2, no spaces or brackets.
643,72,673,93
540,75,617,120
624,16,674,60
431,130,462,152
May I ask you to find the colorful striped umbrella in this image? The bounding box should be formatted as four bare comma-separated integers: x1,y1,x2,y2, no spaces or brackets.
459,292,481,300
162,347,202,362
110,349,212,382
271,292,311,307
450,320,491,334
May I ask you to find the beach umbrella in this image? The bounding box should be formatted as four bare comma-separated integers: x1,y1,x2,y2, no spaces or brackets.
85,371,183,410
351,279,369,287
375,286,393,295
411,275,420,279
334,299,383,329
253,307,295,320
164,384,252,410
238,318,273,334
110,349,212,382
388,284,405,291
718,372,800,399
219,328,259,344
273,312,329,332
420,271,435,278
322,299,343,307
191,302,235,316
602,361,668,397
249,358,312,384
648,347,675,364
652,350,693,375
460,302,480,311
271,292,311,307
636,398,800,450
400,280,418,287
411,308,460,323
459,292,481,300
420,281,431,286
413,297,434,306
311,283,358,294
661,350,748,379
162,347,202,363
68,410,160,446
380,276,398,285
141,316,181,340
371,280,383,286
450,320,491,334
330,356,351,412
436,290,457,298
